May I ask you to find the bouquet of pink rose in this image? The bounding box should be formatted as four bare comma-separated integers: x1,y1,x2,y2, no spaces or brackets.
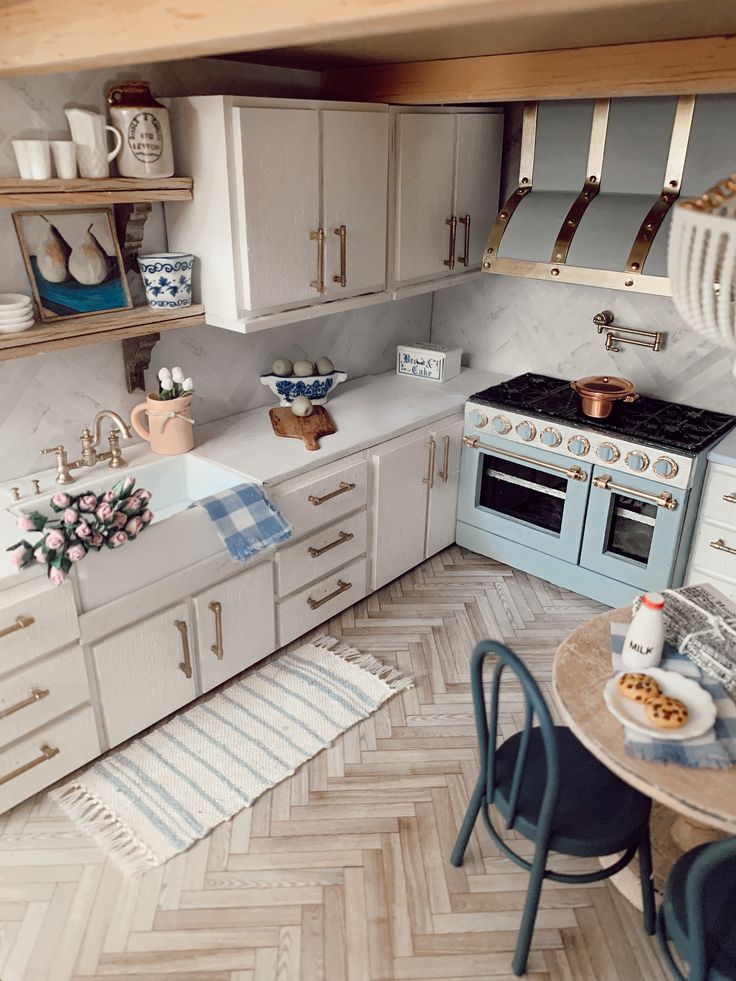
7,476,154,586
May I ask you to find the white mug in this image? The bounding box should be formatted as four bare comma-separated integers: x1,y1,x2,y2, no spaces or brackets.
12,140,51,180
50,140,78,179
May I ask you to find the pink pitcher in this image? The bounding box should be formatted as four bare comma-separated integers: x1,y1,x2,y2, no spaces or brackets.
130,393,194,455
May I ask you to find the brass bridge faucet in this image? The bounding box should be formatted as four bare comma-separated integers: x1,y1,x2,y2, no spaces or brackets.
41,410,132,485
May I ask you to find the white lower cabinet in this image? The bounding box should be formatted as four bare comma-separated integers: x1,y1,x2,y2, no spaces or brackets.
192,561,275,693
92,603,197,748
425,418,465,557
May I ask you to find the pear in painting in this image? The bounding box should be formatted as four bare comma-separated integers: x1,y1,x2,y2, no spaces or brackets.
36,216,71,283
68,223,110,286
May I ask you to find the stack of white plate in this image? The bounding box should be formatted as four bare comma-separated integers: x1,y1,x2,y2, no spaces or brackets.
0,294,35,334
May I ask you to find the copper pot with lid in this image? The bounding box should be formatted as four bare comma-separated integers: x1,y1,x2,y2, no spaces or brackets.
570,375,638,419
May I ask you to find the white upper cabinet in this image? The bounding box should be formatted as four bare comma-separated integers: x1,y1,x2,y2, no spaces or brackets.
452,113,504,276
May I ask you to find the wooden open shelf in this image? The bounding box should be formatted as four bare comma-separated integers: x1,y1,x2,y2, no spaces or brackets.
0,304,205,361
0,177,193,208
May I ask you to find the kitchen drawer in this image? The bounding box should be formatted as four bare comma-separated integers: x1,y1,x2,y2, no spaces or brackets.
699,467,736,529
0,705,99,815
0,645,89,747
689,519,736,580
278,556,367,647
0,580,78,677
277,510,367,597
272,454,367,537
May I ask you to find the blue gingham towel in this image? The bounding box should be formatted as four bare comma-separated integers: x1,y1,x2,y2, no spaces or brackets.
611,623,736,769
195,483,291,562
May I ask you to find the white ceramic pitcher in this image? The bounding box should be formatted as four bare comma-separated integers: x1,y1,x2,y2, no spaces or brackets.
64,108,122,178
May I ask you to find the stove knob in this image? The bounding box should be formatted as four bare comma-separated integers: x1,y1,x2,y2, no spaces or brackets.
567,435,590,456
653,456,678,479
540,426,562,448
491,415,512,435
468,409,488,429
516,420,537,442
597,442,620,463
626,450,650,472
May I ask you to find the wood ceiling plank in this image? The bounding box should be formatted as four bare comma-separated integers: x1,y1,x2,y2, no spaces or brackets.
322,35,736,104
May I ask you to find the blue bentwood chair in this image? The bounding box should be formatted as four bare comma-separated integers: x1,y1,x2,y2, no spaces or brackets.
450,640,656,976
657,835,736,981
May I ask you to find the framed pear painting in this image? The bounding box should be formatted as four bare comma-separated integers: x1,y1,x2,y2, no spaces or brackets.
13,208,132,321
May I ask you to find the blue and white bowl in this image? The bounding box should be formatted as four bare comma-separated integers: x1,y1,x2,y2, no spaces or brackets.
260,370,348,407
138,253,194,309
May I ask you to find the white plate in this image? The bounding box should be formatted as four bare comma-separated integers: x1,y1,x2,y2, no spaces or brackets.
0,319,34,334
604,668,717,741
0,293,33,312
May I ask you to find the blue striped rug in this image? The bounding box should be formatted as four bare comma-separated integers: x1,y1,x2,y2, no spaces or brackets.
50,638,412,874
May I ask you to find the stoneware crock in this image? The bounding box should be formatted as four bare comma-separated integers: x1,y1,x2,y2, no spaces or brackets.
570,375,638,419
130,393,194,455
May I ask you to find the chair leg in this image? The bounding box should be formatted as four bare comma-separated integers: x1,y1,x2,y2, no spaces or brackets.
638,829,656,936
450,776,484,868
512,844,547,977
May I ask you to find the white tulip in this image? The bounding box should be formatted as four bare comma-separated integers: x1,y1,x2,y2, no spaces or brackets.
182,377,194,391
160,376,174,391
158,366,172,381
171,366,185,384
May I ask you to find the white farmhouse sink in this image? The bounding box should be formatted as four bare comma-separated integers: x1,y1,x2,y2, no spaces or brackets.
7,454,248,611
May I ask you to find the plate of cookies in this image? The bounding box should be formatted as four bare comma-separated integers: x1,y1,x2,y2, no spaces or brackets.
604,669,717,740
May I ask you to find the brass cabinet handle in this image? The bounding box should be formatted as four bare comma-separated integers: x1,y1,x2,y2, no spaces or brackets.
310,228,325,293
308,530,354,558
209,601,224,660
710,538,736,556
174,619,193,678
723,493,736,504
0,614,35,640
0,687,49,722
444,216,458,270
457,214,471,267
438,435,451,482
333,224,347,287
592,474,678,510
307,579,351,611
422,439,437,489
308,481,355,506
0,743,58,787
462,434,588,482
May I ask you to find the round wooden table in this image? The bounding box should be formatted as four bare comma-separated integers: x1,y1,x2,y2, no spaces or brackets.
553,606,736,893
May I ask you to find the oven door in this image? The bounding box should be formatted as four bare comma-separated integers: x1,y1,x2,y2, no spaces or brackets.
580,466,689,590
457,434,592,563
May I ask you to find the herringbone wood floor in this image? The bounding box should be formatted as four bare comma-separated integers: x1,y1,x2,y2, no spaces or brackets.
0,547,671,981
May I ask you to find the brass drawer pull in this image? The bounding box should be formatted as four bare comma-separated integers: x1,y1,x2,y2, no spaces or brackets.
463,435,587,482
458,214,471,267
307,579,352,610
0,743,59,786
438,435,451,482
0,614,35,640
723,493,736,504
333,224,347,287
422,439,437,489
310,228,325,293
308,531,354,558
710,538,736,556
444,215,458,269
209,601,224,660
592,474,678,510
308,481,355,506
0,687,49,722
174,619,193,678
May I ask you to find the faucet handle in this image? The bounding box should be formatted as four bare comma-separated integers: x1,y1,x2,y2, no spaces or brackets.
41,444,66,456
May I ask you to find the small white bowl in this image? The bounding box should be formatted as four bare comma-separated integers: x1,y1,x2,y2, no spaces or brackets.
0,293,33,313
0,307,33,322
0,318,35,334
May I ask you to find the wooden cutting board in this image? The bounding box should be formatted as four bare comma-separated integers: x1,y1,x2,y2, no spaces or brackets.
269,405,337,451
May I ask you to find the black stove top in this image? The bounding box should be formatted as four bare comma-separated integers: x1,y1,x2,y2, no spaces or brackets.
471,373,735,456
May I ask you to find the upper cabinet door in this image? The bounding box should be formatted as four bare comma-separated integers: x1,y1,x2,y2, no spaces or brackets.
322,110,389,299
452,113,504,274
393,113,456,285
236,107,321,312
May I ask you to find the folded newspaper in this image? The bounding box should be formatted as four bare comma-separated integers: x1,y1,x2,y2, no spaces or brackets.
633,583,736,694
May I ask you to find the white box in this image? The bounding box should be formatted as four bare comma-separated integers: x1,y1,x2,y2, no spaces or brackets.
396,343,462,382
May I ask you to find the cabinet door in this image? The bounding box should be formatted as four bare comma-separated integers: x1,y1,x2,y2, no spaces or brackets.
193,561,275,693
92,603,196,748
393,113,456,285
323,110,389,299
426,418,465,557
236,107,321,311
452,113,503,275
371,430,432,590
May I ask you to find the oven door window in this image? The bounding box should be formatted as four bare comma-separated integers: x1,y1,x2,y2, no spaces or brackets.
605,494,657,564
479,455,568,535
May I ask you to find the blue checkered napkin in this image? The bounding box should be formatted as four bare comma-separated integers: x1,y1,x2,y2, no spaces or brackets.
611,624,736,769
195,483,291,562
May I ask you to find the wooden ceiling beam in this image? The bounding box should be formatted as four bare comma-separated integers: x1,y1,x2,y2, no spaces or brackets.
322,34,736,103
